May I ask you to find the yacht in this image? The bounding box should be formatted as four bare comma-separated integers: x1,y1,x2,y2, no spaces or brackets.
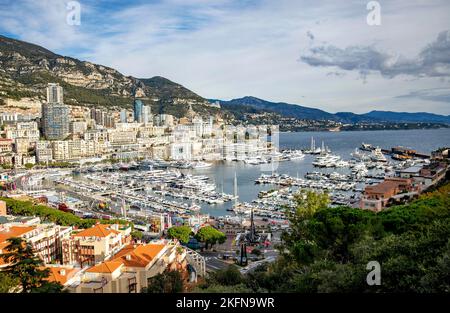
191,161,212,169
370,147,387,162
360,142,374,151
244,157,262,165
351,148,370,161
312,154,341,167
189,203,201,212
282,149,305,160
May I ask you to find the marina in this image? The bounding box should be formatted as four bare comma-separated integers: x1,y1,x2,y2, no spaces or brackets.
13,129,450,225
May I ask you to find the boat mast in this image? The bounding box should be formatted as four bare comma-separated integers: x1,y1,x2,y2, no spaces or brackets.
121,183,127,218
234,172,239,204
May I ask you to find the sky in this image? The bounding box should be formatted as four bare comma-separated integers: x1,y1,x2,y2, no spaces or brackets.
0,0,450,114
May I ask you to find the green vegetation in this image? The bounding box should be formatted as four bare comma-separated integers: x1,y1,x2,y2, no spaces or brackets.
131,230,143,241
0,272,19,293
0,197,129,228
167,226,192,244
194,226,226,250
197,182,450,293
195,265,250,293
0,238,64,293
24,163,34,170
142,270,184,293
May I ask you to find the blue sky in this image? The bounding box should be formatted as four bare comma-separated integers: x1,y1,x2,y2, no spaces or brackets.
1,0,450,114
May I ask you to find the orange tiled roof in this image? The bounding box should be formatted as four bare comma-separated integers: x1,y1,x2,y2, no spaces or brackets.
86,260,123,274
0,225,35,243
111,243,166,268
0,241,8,251
73,224,119,238
44,266,79,285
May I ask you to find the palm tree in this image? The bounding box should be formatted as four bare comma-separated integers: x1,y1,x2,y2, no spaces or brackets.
0,237,63,293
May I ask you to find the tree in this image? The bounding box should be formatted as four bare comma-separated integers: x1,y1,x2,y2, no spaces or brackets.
210,265,244,286
0,237,64,293
167,226,192,244
195,226,226,250
24,163,34,170
131,230,143,241
142,270,184,293
281,189,330,264
0,272,19,293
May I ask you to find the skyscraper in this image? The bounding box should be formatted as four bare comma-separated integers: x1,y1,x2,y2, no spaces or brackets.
133,99,143,122
46,83,63,104
41,83,69,140
120,109,127,123
142,105,151,124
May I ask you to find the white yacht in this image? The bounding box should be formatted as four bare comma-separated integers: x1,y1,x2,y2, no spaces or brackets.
191,161,212,169
283,149,305,160
370,147,387,162
312,154,341,167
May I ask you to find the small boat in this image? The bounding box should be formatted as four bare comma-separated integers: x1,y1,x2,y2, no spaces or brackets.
360,142,374,151
191,161,212,169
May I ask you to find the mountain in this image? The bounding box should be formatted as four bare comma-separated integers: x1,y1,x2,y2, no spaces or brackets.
213,97,450,125
1,35,449,126
361,111,450,124
0,35,217,118
212,96,338,121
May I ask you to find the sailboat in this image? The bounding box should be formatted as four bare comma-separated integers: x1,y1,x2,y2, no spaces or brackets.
305,137,322,154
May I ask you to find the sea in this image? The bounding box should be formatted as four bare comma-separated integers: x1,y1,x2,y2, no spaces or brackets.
185,128,450,217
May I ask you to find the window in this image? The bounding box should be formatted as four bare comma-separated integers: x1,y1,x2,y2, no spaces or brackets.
128,277,137,293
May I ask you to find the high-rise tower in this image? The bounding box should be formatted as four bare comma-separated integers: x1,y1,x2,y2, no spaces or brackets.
41,83,69,140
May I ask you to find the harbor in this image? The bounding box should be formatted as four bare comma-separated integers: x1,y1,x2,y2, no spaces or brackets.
12,129,449,230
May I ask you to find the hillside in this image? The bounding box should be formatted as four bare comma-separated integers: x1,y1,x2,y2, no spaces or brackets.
214,96,450,125
213,96,338,121
0,35,216,118
362,110,450,124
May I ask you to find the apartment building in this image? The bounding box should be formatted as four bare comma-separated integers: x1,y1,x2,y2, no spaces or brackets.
61,223,131,267
360,177,419,212
0,217,72,265
35,141,53,163
0,139,13,153
67,240,188,293
4,121,40,142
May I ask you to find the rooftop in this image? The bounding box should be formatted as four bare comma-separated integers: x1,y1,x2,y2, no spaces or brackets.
86,261,123,274
73,224,120,238
45,266,80,285
111,243,166,268
0,225,35,243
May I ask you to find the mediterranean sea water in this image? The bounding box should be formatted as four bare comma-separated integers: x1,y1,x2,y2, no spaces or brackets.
191,128,450,217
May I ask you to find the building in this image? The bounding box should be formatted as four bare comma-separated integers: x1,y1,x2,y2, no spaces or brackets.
0,217,72,265
415,162,448,188
154,114,174,127
120,109,128,123
41,103,70,140
133,99,143,122
47,83,63,103
142,105,151,124
90,109,115,128
70,121,87,135
43,265,83,288
41,83,69,140
36,141,53,163
66,240,189,293
5,121,40,141
61,223,131,267
0,112,18,125
360,177,419,212
0,138,13,153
